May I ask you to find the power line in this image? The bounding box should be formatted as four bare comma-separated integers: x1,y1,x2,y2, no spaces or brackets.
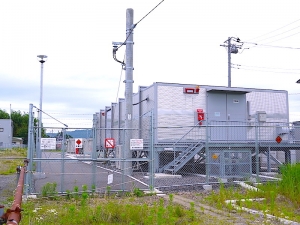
114,0,165,51
232,63,300,71
252,25,300,43
135,0,165,26
113,0,165,100
232,66,300,74
243,42,300,50
116,52,125,103
247,18,300,41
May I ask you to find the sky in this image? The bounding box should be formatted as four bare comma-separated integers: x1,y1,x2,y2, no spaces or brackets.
1,0,300,131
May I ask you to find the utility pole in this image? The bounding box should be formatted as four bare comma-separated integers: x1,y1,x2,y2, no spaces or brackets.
227,37,232,87
124,8,134,176
112,8,135,176
220,37,242,87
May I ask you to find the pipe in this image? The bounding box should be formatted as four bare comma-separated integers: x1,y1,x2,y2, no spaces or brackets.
1,160,28,225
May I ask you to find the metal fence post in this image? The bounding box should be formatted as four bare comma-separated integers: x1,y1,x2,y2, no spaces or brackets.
92,114,97,190
60,128,66,193
25,103,34,196
205,121,209,183
121,128,125,192
149,110,154,189
255,119,260,182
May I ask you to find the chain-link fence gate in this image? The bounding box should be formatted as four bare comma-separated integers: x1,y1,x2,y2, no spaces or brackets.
25,104,155,196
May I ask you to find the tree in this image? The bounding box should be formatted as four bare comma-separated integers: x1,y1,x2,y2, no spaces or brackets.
0,109,46,145
0,109,10,119
10,110,30,144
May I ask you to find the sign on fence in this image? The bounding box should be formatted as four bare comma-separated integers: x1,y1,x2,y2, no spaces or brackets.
130,139,143,150
105,138,115,148
41,138,56,149
75,139,83,148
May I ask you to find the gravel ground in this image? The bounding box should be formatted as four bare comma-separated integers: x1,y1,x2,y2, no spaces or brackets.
0,174,17,204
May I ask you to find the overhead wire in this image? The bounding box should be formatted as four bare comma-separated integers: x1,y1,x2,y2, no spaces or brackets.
135,0,165,26
242,18,300,50
263,30,300,44
231,66,300,74
113,0,165,102
115,52,126,103
243,42,300,50
115,0,165,51
232,63,300,71
251,25,300,43
246,18,300,42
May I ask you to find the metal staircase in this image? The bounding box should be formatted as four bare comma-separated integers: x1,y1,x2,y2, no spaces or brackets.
163,142,205,174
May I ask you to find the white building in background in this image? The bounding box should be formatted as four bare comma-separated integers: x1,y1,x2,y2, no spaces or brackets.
0,119,13,149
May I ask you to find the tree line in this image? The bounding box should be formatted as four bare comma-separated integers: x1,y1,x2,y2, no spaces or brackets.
0,109,45,144
0,109,72,145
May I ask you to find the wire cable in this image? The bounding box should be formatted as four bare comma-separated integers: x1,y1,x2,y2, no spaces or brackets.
246,18,300,41
264,30,300,44
251,25,300,43
232,63,300,71
135,0,165,26
33,106,68,127
232,66,300,74
243,42,300,50
115,52,125,103
115,0,165,51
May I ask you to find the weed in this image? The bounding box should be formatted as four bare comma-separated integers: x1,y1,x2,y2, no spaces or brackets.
91,184,96,197
41,182,57,199
133,187,144,197
73,185,79,201
105,185,111,198
81,184,89,206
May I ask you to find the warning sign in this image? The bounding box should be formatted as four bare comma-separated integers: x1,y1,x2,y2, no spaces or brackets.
105,138,115,148
75,138,83,148
130,139,143,150
41,138,56,150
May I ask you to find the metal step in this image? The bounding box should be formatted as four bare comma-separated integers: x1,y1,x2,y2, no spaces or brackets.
163,143,204,174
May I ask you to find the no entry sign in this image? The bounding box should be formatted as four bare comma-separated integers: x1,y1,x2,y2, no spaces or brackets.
105,138,115,148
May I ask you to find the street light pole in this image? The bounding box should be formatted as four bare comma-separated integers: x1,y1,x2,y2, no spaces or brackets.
37,55,47,173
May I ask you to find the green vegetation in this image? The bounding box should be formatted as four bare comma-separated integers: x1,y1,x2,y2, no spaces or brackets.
2,149,300,224
21,183,200,225
0,148,27,175
203,164,300,223
0,108,48,144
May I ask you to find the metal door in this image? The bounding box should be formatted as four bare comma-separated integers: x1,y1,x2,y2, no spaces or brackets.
207,92,246,141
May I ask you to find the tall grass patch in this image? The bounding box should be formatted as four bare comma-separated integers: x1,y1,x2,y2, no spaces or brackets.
279,163,300,205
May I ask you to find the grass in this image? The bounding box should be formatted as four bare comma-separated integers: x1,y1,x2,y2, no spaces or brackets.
20,187,202,225
2,149,300,224
202,164,300,223
0,147,27,175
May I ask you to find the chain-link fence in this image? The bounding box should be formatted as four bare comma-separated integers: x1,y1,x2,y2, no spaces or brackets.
25,104,154,195
153,121,300,191
24,102,300,195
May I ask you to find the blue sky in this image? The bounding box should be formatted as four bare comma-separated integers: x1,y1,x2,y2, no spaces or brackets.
1,0,300,129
